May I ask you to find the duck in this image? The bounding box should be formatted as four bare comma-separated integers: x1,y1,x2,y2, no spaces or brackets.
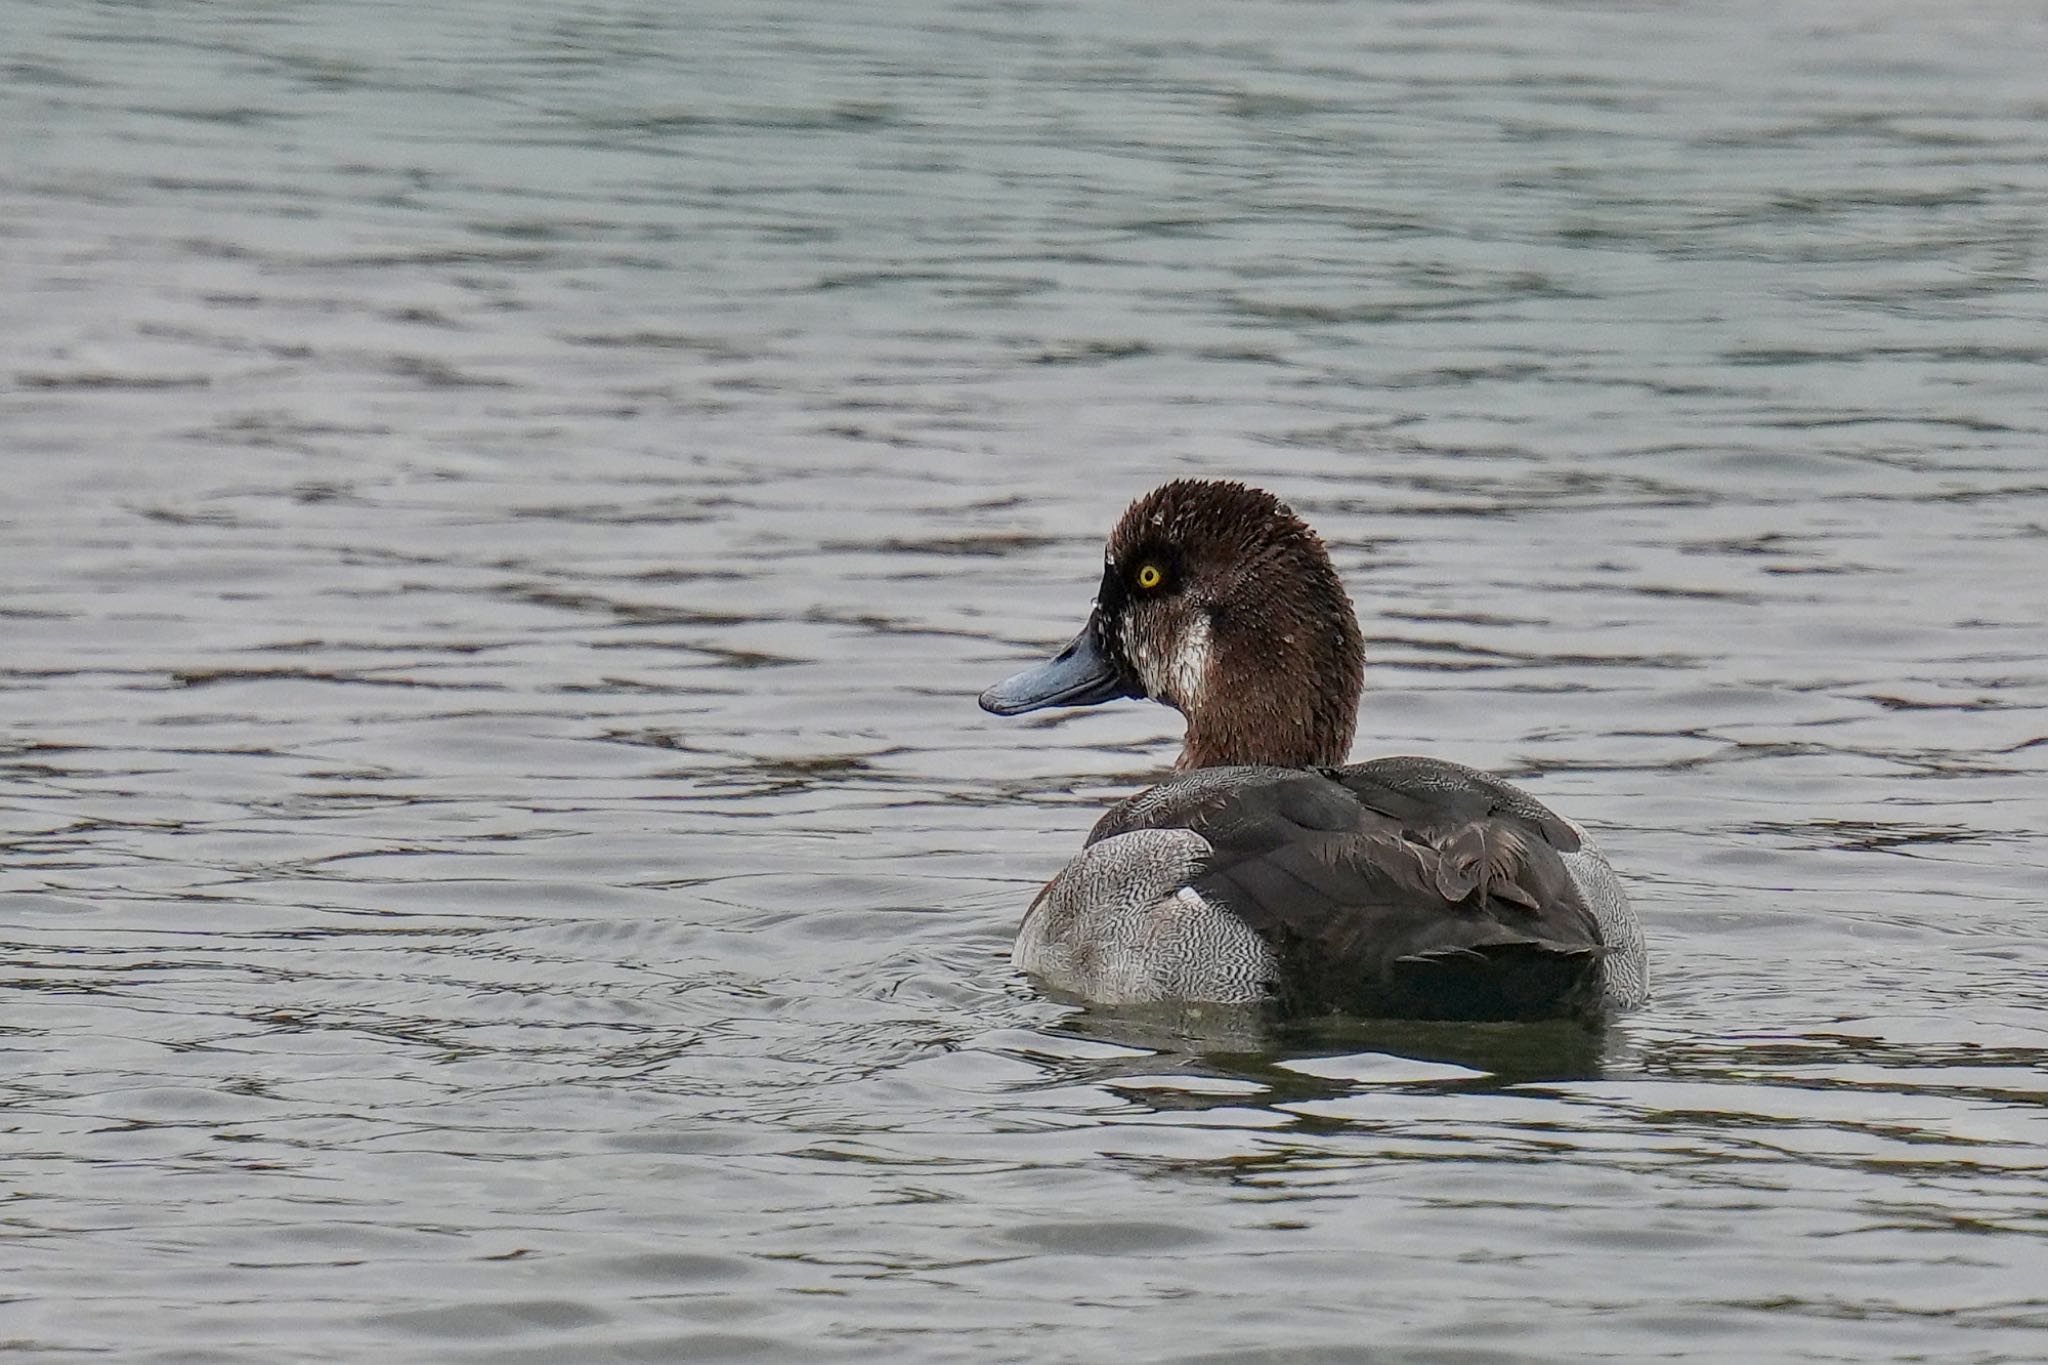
980,479,1646,1021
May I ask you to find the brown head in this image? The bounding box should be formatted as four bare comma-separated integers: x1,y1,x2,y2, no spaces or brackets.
979,479,1365,770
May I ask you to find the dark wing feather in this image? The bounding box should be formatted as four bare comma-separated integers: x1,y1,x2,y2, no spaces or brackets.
1098,762,1604,1020
1330,755,1583,852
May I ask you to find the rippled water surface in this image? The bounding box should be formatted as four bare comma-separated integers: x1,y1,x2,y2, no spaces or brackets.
6,0,2048,1359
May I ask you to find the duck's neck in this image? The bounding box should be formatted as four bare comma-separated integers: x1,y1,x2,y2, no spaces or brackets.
1174,626,1362,772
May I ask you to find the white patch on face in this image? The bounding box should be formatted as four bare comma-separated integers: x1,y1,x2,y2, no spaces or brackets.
1128,612,1210,710
1169,613,1211,710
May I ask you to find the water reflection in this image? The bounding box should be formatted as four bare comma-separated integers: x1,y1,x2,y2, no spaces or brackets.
1052,1005,1617,1093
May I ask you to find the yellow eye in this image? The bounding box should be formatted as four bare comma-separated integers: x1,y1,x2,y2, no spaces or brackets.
1136,563,1164,590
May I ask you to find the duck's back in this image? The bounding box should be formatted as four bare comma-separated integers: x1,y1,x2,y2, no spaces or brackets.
1014,758,1645,1020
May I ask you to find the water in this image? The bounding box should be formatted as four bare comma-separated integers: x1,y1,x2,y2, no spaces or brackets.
4,0,2047,1359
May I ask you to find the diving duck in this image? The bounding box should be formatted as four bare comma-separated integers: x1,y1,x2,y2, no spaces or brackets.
980,479,1646,1021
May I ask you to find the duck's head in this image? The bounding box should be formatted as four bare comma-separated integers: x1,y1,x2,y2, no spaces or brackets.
980,479,1365,771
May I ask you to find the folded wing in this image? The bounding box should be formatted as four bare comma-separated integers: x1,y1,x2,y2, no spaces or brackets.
1090,761,1606,1019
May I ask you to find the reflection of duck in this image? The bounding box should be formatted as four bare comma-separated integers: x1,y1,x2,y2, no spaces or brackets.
981,480,1646,1022
1053,1008,1620,1095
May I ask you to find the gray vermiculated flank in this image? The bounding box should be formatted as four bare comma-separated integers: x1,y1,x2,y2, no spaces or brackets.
1013,827,1277,1004
1559,824,1647,1009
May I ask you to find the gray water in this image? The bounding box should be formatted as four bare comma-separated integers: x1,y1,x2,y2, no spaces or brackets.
5,0,2048,1360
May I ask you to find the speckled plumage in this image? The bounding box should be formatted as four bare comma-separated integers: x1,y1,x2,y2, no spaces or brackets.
1011,828,1276,1004
1559,838,1646,1010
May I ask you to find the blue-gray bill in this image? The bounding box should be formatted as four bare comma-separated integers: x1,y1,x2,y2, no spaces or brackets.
979,613,1139,715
